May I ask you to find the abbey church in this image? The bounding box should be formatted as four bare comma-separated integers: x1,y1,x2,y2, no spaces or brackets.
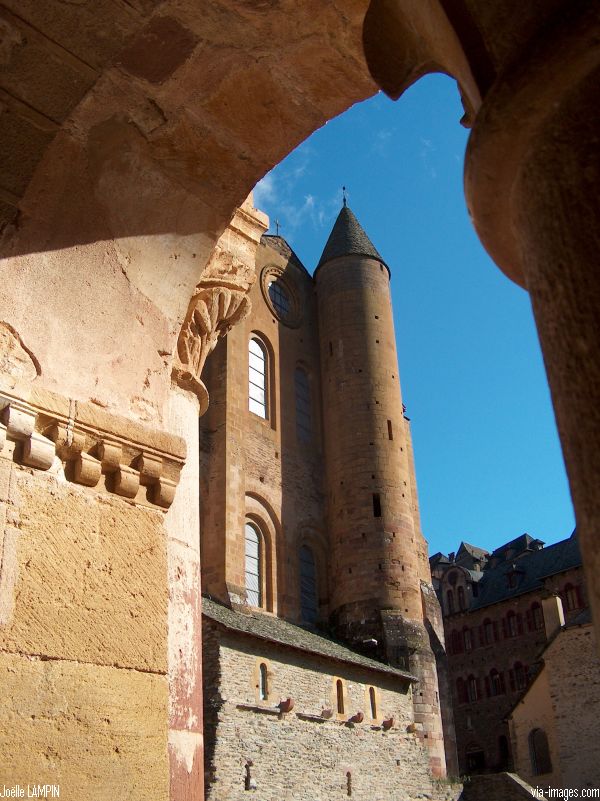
199,199,454,799
0,2,598,800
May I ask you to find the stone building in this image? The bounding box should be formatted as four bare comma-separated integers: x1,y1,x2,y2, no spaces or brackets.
0,2,598,800
508,608,600,793
199,203,456,799
431,532,588,776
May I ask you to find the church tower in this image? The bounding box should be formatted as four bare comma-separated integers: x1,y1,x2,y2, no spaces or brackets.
316,202,447,776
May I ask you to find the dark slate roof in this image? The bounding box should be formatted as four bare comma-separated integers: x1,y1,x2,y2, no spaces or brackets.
566,607,592,628
470,535,582,611
430,551,450,565
316,204,388,273
261,234,310,277
457,541,489,560
491,533,544,558
202,596,415,681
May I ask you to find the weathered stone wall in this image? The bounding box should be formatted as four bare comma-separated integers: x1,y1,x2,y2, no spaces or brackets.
203,621,460,801
445,566,586,773
547,623,600,790
509,664,561,788
510,621,600,792
200,236,326,621
0,450,170,798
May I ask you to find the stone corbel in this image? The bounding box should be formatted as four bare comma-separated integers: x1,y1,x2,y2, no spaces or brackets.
0,398,56,470
0,389,185,510
172,282,251,414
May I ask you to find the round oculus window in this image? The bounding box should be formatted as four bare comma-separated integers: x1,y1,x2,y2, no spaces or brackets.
260,266,301,327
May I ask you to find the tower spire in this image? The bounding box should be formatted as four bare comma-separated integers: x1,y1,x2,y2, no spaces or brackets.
342,185,347,207
316,202,388,272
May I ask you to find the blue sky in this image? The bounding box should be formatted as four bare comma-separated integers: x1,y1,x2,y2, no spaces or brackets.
253,74,574,558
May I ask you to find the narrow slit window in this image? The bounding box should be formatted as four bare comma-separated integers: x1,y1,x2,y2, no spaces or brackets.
245,522,262,607
295,367,311,442
369,687,377,719
372,493,381,518
258,662,268,700
249,338,268,419
336,680,345,714
387,420,393,440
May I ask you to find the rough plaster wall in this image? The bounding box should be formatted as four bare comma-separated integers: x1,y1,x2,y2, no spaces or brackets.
546,625,600,790
0,457,169,799
509,667,560,789
203,625,460,801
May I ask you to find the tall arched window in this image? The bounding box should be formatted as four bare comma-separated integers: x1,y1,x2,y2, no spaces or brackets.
458,585,466,610
249,337,268,419
564,583,579,611
245,522,262,607
463,627,473,652
507,611,518,637
299,545,318,624
490,669,504,696
532,602,544,631
467,675,478,703
529,728,553,775
514,662,527,690
447,589,455,614
294,367,311,442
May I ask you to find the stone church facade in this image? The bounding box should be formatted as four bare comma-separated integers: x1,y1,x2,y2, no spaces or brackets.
199,203,456,799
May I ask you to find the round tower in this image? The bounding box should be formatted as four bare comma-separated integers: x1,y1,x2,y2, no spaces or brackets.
315,202,446,776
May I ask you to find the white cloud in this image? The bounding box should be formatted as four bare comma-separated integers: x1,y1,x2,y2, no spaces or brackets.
420,137,437,179
253,171,277,207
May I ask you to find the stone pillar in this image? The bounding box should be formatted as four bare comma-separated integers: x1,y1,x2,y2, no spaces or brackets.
166,196,268,800
465,6,600,648
164,385,203,801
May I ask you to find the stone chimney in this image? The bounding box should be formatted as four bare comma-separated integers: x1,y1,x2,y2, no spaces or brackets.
542,595,565,639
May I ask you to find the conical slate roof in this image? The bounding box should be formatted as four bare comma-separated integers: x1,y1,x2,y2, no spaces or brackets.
316,203,388,272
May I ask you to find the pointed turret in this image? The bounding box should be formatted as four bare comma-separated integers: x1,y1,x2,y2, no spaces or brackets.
315,202,446,776
316,204,388,272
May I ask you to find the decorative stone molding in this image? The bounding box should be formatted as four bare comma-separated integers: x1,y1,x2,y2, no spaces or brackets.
0,386,185,510
172,198,268,411
173,283,251,414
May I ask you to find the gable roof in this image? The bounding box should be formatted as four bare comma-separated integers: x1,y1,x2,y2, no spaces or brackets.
202,596,415,682
491,533,544,558
457,541,489,560
261,234,310,277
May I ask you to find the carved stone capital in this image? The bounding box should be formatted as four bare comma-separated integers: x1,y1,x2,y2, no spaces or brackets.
172,283,251,413
172,199,268,411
